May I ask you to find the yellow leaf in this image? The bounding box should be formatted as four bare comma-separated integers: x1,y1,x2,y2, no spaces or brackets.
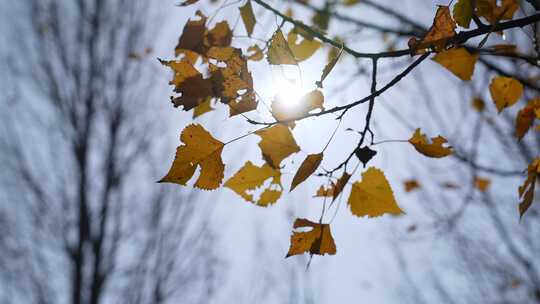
267,30,297,65
347,167,404,218
159,59,201,89
286,218,336,257
432,47,478,81
474,176,491,192
160,124,224,190
224,161,282,207
409,128,453,158
290,153,323,191
247,45,264,61
518,157,540,218
229,91,258,116
453,0,473,28
409,6,456,53
239,0,256,37
287,29,321,62
515,98,540,140
193,97,214,118
255,124,300,168
404,179,421,192
204,21,232,48
206,46,237,61
489,76,523,112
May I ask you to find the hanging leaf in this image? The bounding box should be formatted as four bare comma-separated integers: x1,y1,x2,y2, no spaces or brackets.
515,98,540,140
287,29,322,62
347,167,404,218
489,76,523,112
316,45,343,88
332,172,352,201
224,161,282,207
271,89,325,124
290,153,324,191
409,128,453,158
404,179,421,192
247,45,264,61
355,146,377,168
432,47,478,81
518,157,540,218
175,11,207,56
160,124,225,190
239,0,256,37
204,21,233,48
476,0,519,25
286,218,337,257
409,6,456,53
453,0,473,28
267,30,297,65
314,183,335,197
255,124,300,168
229,91,258,116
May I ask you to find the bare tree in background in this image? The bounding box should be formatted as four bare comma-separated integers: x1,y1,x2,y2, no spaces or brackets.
0,1,219,304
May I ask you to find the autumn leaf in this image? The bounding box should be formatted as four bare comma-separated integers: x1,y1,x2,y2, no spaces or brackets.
409,6,456,53
404,179,421,192
409,128,453,158
489,76,523,112
247,45,264,61
474,176,491,192
332,172,351,201
287,29,321,62
267,29,297,65
160,124,224,190
224,161,282,207
472,97,486,112
432,47,478,81
204,21,233,48
175,10,207,56
355,146,377,168
515,98,540,140
170,75,213,111
286,218,336,257
159,59,201,90
476,0,519,24
255,124,300,168
317,45,343,88
453,0,473,28
239,0,256,37
271,89,325,123
347,167,404,218
229,91,258,116
314,183,335,197
312,9,330,31
290,153,323,191
518,157,540,218
193,97,214,118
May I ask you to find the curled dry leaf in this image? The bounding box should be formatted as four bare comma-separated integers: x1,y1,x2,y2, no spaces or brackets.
489,76,523,112
515,98,540,140
347,167,404,218
409,128,453,158
290,153,323,191
255,124,300,168
518,157,540,218
432,47,478,81
224,161,282,207
408,6,456,53
160,124,225,190
286,218,336,257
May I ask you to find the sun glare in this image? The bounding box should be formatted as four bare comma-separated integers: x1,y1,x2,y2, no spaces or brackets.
274,77,305,108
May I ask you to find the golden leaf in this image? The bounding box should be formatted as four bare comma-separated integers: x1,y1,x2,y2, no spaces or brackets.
267,30,297,65
286,218,336,257
409,6,456,53
159,59,201,89
239,0,256,37
247,45,264,61
160,124,224,190
409,128,453,158
518,157,540,218
453,0,473,28
290,153,323,191
489,76,523,112
515,98,540,140
404,179,421,192
193,97,214,118
229,91,258,116
287,29,321,62
474,176,491,192
255,124,300,168
347,167,404,218
432,47,478,81
224,161,282,207
314,183,335,197
204,21,233,48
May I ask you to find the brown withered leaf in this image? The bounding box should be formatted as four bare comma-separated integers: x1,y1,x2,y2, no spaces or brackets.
518,157,540,218
286,218,336,257
515,98,540,140
229,91,258,116
239,0,256,37
332,172,352,201
476,0,519,24
409,128,453,158
404,179,421,192
409,6,456,53
474,176,491,192
175,11,207,56
204,21,233,48
171,75,213,111
177,0,199,6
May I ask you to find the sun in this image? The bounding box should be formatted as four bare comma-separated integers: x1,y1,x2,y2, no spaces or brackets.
274,76,306,108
